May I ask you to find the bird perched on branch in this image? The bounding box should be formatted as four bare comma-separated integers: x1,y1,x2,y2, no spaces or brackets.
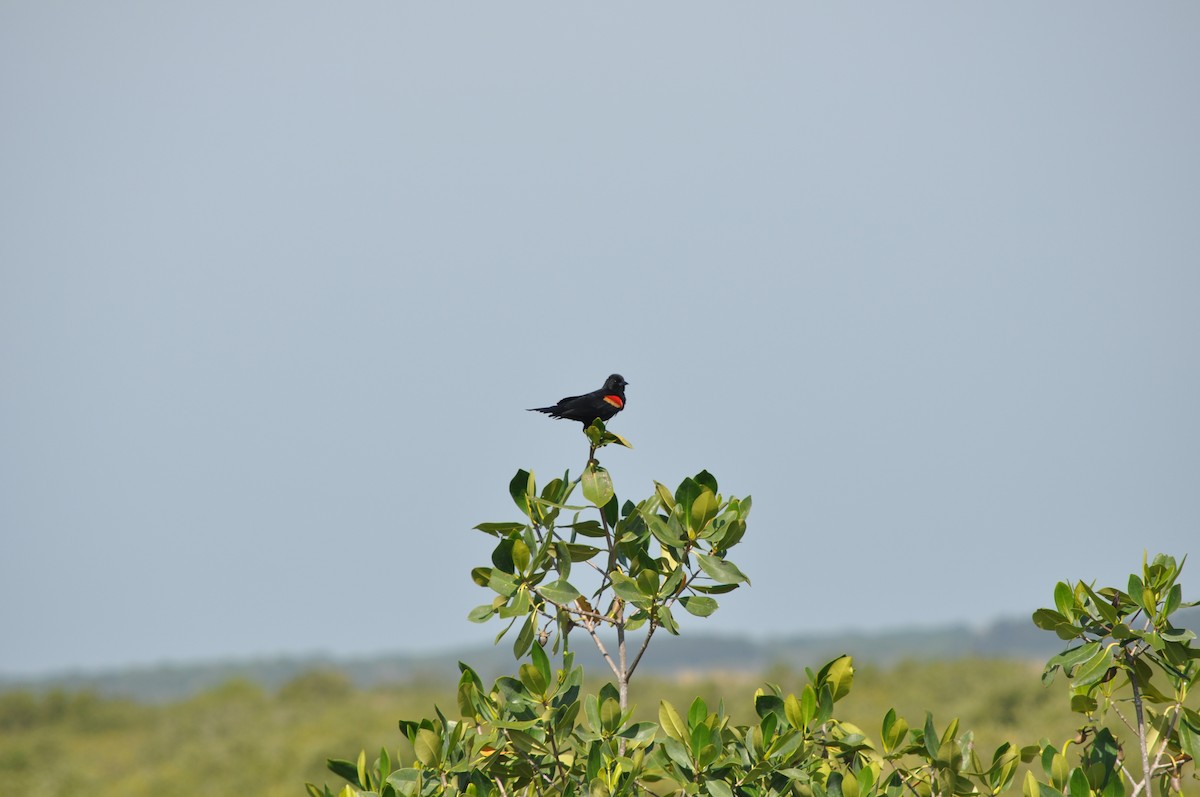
529,374,628,426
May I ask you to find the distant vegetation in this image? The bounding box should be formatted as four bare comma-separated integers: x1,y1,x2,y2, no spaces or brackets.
0,658,1078,797
0,614,1071,703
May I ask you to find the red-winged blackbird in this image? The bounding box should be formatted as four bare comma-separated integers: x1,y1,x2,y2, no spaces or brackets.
529,374,628,426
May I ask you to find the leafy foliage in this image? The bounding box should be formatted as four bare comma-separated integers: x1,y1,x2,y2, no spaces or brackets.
0,660,1083,797
315,425,1198,796
1031,554,1200,797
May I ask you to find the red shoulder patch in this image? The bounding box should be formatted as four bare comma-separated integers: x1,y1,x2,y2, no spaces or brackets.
603,395,624,409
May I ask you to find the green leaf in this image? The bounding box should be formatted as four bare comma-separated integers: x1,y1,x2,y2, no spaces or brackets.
474,522,525,536
690,583,739,594
610,571,645,604
513,614,535,658
856,765,877,797
1032,608,1078,640
582,463,615,508
817,655,854,702
643,511,685,548
661,737,692,770
377,745,391,786
1164,583,1183,617
563,543,601,562
826,771,845,797
519,662,548,695
680,595,718,617
413,728,441,767
654,481,676,511
327,758,360,785
658,604,680,634
770,729,805,762
1023,771,1040,797
1032,607,1067,629
601,494,619,527
585,420,605,445
660,700,688,742
1080,582,1120,625
600,693,621,733
1046,748,1069,790
636,569,660,597
602,430,634,449
619,721,658,746
467,604,495,623
784,693,803,730
498,585,530,618
706,780,735,797
553,540,572,580
661,566,684,597
816,683,834,725
584,693,601,733
506,728,545,754
694,552,750,585
882,708,908,753
1047,642,1101,675
565,520,607,538
509,469,533,517
799,684,816,728
539,578,583,605
1161,626,1196,643
923,713,939,759
690,490,718,534
989,743,1020,793
487,569,518,597
530,638,551,685
584,737,603,784
693,470,718,494
512,539,531,574
1072,645,1115,688
1068,768,1091,797
1084,729,1120,791
1179,711,1200,760
755,693,786,723
675,477,701,518
1127,574,1146,612
1054,582,1076,621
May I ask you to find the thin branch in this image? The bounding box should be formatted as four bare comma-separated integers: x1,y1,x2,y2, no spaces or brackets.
546,719,569,788
616,600,629,712
582,622,622,680
1110,703,1138,735
1116,760,1139,791
537,599,612,625
532,598,622,680
593,501,618,602
1128,652,1152,797
627,622,658,679
884,761,931,797
1147,703,1184,777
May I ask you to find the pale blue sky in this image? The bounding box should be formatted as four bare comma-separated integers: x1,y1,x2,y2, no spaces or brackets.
2,3,1198,676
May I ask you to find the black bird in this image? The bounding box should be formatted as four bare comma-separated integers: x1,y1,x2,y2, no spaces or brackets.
529,374,629,426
